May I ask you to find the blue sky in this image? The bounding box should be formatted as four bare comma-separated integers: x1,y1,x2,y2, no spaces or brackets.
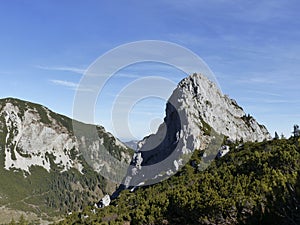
0,0,299,140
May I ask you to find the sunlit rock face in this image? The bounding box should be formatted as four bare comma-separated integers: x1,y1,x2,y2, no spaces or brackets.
124,73,271,188
0,98,132,176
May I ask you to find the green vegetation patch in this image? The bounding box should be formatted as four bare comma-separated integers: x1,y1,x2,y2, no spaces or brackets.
59,138,300,225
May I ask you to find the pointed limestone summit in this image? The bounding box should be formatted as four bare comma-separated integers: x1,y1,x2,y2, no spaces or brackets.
124,73,271,188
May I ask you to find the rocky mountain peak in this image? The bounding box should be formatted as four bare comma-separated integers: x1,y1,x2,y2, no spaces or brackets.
124,73,271,188
175,73,270,142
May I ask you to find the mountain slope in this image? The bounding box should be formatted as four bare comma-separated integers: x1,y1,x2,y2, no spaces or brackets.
59,137,300,225
0,98,133,224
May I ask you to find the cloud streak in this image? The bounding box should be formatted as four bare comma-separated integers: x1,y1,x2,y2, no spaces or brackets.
36,65,86,74
246,90,282,97
50,79,79,88
235,77,276,85
50,79,94,92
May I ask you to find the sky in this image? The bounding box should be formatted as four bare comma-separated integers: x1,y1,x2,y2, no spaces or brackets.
0,0,299,140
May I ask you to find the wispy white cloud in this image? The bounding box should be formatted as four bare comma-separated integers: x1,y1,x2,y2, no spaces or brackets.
235,77,276,85
231,1,293,23
246,90,282,97
0,71,15,75
276,113,300,118
163,0,292,23
240,97,299,104
168,33,208,46
36,65,86,74
50,79,94,92
116,73,141,78
50,79,79,88
261,99,300,104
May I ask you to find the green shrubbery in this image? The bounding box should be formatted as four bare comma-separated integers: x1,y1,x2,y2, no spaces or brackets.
59,138,300,225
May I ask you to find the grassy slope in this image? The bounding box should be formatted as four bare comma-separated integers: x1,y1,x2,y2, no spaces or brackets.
0,156,108,222
58,137,300,225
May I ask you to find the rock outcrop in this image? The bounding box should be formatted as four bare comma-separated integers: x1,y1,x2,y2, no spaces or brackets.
124,73,271,187
0,98,132,176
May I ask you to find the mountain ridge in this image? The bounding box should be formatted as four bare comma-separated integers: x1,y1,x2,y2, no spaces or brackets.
0,97,133,224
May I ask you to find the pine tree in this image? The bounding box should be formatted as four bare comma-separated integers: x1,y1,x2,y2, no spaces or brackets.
274,132,279,140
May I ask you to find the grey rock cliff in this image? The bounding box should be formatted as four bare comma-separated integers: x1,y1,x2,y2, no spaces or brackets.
0,98,132,176
124,73,271,187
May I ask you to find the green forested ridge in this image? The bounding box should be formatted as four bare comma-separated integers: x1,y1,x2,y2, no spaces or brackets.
0,156,109,222
0,98,133,223
58,137,300,225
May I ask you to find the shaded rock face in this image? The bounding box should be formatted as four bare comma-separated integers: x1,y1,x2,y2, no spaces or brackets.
0,98,132,176
124,73,271,188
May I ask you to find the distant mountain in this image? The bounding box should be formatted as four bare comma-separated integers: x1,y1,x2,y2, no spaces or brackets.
124,140,139,151
0,98,133,224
